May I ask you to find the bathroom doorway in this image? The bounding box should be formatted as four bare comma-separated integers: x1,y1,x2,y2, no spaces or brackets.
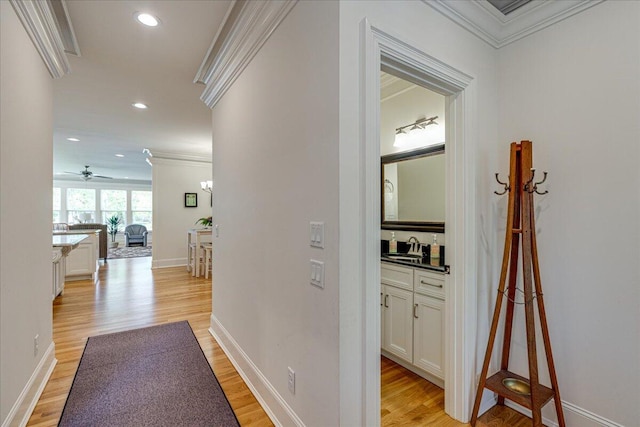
379,68,449,424
361,22,477,424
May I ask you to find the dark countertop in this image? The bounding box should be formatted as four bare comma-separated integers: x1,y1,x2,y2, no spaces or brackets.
381,254,448,273
380,239,447,272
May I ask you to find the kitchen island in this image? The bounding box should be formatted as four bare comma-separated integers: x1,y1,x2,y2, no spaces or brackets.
53,229,101,284
52,233,88,298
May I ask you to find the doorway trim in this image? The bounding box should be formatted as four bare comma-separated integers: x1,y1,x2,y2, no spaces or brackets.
361,20,477,423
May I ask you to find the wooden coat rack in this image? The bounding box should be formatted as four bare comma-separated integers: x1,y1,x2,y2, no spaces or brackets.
470,141,565,426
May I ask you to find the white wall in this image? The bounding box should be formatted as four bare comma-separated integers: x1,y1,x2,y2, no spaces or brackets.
496,2,640,425
151,157,211,268
380,84,445,156
1,2,55,424
210,1,340,425
209,1,639,426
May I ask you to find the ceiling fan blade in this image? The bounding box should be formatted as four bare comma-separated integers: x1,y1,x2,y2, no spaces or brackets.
63,171,83,175
93,175,113,179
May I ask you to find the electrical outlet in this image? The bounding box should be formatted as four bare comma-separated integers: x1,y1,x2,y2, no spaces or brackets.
34,334,39,357
288,366,295,394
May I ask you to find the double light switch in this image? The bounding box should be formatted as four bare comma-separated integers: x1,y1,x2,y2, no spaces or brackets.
310,221,325,288
310,221,324,248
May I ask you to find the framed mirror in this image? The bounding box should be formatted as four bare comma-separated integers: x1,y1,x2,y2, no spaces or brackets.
381,144,445,232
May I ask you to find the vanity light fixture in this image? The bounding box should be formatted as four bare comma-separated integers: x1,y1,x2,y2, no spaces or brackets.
393,116,439,148
135,12,160,27
132,102,148,109
394,128,408,147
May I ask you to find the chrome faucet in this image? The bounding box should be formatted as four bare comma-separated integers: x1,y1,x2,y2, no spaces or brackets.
407,236,421,256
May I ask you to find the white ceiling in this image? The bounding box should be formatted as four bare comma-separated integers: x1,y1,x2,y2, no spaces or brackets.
53,0,232,183
52,0,599,184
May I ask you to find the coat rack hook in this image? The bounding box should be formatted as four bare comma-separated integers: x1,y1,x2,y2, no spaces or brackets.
528,170,549,194
494,173,510,195
534,171,548,194
524,168,537,192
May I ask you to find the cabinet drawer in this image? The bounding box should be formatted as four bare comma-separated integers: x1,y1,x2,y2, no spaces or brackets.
381,262,414,291
414,269,445,299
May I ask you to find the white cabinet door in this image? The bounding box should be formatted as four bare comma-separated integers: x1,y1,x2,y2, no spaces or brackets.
413,293,444,379
383,284,414,364
66,243,93,276
65,233,98,280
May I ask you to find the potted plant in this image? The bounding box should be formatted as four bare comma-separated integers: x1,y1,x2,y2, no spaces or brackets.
196,216,212,228
106,214,122,248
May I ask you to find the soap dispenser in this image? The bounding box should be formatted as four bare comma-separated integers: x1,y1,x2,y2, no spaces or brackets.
389,232,397,254
430,234,440,259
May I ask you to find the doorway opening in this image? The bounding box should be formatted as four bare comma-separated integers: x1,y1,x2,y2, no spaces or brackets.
362,22,476,425
379,71,448,424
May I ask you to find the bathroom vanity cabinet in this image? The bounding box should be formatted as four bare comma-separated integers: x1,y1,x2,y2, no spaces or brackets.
381,261,445,387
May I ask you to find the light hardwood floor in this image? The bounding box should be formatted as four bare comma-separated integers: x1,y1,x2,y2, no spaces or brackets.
27,257,530,426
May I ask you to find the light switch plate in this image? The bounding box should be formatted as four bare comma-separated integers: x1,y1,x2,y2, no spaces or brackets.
310,221,324,248
310,259,324,288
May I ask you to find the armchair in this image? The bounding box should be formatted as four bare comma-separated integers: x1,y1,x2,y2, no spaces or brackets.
124,224,148,247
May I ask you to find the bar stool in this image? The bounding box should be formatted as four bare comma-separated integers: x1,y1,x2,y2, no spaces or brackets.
188,243,204,277
202,243,213,279
187,243,195,273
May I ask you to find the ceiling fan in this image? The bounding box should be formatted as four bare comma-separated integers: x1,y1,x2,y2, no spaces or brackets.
64,165,113,181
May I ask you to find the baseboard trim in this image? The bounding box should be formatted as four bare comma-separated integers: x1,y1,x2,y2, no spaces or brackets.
151,258,187,269
2,342,57,427
209,314,304,427
504,398,625,427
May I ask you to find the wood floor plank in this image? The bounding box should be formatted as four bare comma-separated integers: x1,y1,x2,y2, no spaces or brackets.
381,356,535,426
27,257,532,426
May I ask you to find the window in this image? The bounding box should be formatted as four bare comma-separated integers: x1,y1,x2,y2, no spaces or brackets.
131,191,152,230
53,188,61,223
101,189,127,226
53,186,152,228
67,188,96,223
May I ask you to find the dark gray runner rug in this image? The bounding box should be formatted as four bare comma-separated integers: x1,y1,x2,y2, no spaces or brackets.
58,321,239,427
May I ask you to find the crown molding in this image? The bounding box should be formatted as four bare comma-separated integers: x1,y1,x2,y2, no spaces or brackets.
49,0,81,56
145,150,212,164
9,0,71,78
424,0,604,49
195,0,297,109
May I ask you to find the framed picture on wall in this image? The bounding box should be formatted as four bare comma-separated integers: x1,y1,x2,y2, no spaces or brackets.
185,193,197,207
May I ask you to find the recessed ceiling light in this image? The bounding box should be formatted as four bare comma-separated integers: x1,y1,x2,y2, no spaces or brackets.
67,137,80,142
135,12,159,27
115,154,125,158
124,177,129,179
132,102,148,109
